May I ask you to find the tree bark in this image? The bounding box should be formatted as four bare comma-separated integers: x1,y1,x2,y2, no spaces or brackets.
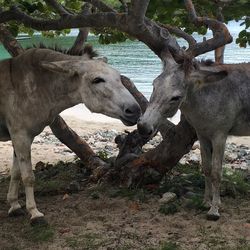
214,7,225,64
0,24,24,56
69,4,91,55
111,115,197,186
50,116,95,163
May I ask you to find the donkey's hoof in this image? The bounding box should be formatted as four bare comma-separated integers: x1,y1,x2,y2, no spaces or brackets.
206,212,220,221
30,216,48,227
8,208,26,217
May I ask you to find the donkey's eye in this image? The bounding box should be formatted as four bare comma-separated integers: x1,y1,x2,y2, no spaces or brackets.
170,96,182,102
92,77,105,84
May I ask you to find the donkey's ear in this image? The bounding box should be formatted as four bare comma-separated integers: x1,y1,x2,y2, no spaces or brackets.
40,61,82,76
203,70,228,83
190,69,228,89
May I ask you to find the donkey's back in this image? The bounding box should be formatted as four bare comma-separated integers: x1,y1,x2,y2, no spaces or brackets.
182,63,250,138
0,49,60,141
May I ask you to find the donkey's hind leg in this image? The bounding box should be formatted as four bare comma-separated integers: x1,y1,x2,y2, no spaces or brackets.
7,151,25,216
207,133,227,221
198,134,213,207
10,131,47,225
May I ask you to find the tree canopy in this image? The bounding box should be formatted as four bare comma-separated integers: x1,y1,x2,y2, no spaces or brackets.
0,0,249,47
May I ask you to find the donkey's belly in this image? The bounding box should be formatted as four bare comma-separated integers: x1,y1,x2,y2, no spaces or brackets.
229,115,250,136
0,121,10,141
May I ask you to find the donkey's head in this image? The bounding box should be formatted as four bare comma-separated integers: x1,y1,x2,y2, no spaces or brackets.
137,59,228,137
42,58,141,126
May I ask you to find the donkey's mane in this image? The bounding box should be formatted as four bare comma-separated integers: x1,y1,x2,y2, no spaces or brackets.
27,43,98,58
181,58,217,75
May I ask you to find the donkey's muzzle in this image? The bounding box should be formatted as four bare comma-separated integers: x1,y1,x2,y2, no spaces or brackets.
120,104,141,126
137,120,154,138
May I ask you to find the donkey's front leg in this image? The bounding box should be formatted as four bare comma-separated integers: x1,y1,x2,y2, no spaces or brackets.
11,132,47,225
207,134,227,221
7,151,25,216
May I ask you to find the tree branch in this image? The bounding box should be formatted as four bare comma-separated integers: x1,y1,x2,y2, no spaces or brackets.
0,6,121,30
69,4,91,54
0,24,24,56
184,0,232,57
0,1,231,65
83,0,116,13
119,0,128,13
214,7,225,63
159,23,196,49
121,75,148,113
0,5,169,60
130,0,150,23
44,0,72,16
50,116,96,163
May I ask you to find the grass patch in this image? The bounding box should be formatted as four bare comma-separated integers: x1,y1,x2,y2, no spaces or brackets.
66,233,108,249
23,224,55,243
157,164,249,199
96,150,109,161
90,191,100,199
108,187,148,202
156,163,250,215
222,169,250,197
160,241,179,250
32,160,90,196
184,195,207,211
35,179,65,195
159,201,180,215
156,164,205,198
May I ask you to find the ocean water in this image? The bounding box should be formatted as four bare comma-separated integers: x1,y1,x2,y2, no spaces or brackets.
0,22,249,100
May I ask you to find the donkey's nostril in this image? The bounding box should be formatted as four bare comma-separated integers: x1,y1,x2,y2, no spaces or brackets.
123,104,141,118
125,108,133,115
121,104,141,126
137,122,154,137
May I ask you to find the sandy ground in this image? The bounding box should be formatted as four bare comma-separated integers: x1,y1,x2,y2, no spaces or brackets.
0,105,249,175
0,163,249,250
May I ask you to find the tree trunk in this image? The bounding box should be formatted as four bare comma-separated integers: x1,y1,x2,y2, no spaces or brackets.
0,24,24,56
214,7,225,64
112,118,197,186
69,3,91,54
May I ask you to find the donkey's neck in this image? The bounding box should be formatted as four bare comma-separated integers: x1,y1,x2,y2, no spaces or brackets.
10,49,88,123
42,73,83,116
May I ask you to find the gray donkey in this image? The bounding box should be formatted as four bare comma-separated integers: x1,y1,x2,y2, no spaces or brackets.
0,46,141,225
138,58,250,220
